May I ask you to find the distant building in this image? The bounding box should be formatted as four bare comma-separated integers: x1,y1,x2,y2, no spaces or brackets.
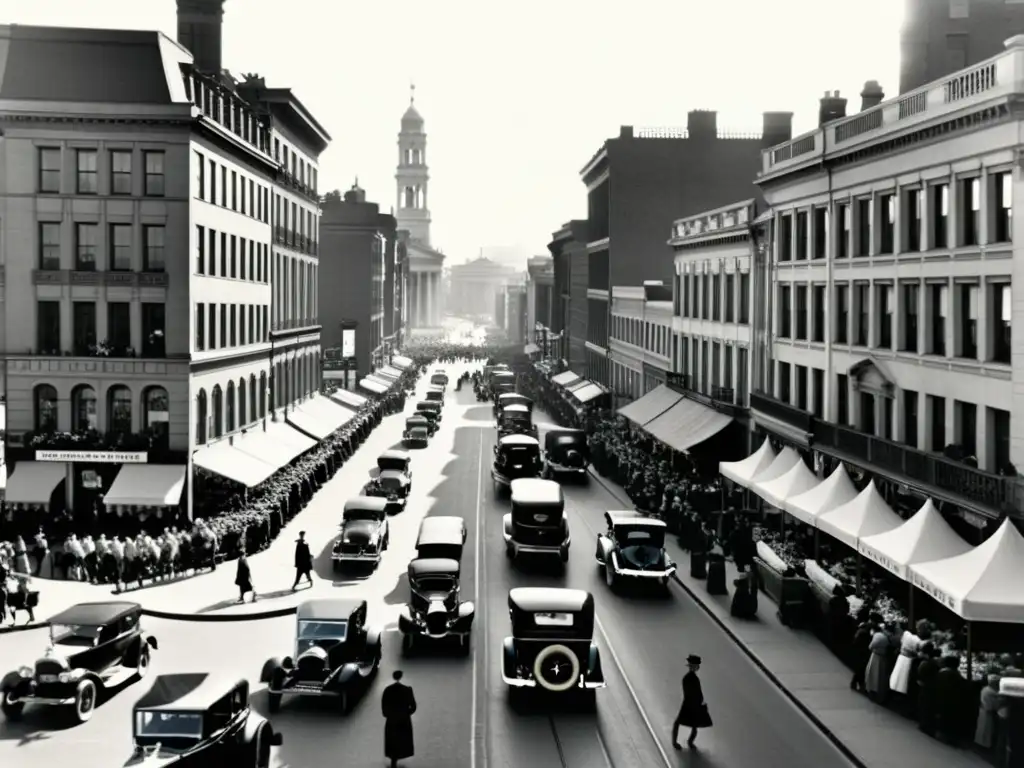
449,256,516,319
496,278,528,346
526,255,555,354
548,220,589,368
609,281,674,401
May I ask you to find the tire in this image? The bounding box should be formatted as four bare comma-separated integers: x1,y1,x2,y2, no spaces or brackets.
1,689,24,720
605,562,617,591
135,645,151,680
72,679,98,724
459,633,471,657
253,726,269,768
533,644,580,693
338,690,350,714
267,693,282,713
383,535,390,551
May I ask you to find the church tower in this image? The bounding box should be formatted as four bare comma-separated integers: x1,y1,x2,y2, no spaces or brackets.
395,86,431,246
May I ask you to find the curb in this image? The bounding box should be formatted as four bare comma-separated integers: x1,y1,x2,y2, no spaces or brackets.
0,621,45,635
142,606,297,622
586,466,868,768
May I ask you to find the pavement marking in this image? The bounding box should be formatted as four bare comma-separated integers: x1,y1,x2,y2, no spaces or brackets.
471,426,485,768
595,726,614,768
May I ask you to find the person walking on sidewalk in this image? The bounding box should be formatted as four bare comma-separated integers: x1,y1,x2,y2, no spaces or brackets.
672,654,712,749
382,669,416,768
235,551,257,603
292,531,314,590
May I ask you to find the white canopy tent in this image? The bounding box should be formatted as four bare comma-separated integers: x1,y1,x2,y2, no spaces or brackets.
749,446,800,487
909,518,1024,622
858,499,972,581
719,439,777,488
784,464,858,526
751,456,819,509
815,480,902,549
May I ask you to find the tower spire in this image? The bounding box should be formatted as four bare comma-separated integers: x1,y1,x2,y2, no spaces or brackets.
410,82,416,106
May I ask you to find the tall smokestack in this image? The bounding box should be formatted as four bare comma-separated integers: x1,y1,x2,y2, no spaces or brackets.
818,90,847,126
177,0,225,75
860,80,885,111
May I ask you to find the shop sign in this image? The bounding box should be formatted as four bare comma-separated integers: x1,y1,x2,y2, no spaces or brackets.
36,450,148,464
857,543,902,578
910,571,957,611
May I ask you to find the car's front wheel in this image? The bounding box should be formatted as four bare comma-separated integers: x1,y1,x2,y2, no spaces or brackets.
338,690,350,715
135,645,151,680
605,562,617,592
267,692,282,713
1,689,24,720
72,678,98,724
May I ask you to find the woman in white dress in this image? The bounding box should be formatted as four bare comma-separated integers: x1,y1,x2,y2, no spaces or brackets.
889,624,921,694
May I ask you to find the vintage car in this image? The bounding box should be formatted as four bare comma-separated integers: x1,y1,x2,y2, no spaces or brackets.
497,404,538,440
503,479,569,563
595,511,677,590
126,674,283,767
415,516,467,561
492,434,543,494
416,400,442,424
493,392,533,419
366,450,412,509
260,599,382,714
398,559,475,655
501,588,605,705
543,429,590,481
490,370,516,397
430,371,449,388
403,415,432,446
332,497,390,569
1,601,158,724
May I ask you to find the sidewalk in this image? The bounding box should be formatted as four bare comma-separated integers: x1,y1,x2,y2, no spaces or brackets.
587,467,989,768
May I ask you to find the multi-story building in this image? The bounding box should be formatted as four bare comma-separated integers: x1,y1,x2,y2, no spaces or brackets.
577,112,792,387
497,278,528,346
319,183,397,377
548,220,588,367
753,37,1024,524
526,255,555,355
899,0,1024,94
448,256,516,318
609,281,674,402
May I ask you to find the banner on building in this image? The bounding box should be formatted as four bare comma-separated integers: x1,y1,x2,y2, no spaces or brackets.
342,330,355,358
36,450,148,464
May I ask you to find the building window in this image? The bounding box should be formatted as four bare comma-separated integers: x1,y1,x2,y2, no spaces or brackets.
949,0,969,19
930,395,946,451
990,283,1011,364
109,224,132,271
76,149,98,194
219,304,227,347
928,284,948,355
144,386,169,447
144,151,165,196
795,285,807,340
71,384,98,432
143,225,165,272
74,223,98,271
209,158,217,202
837,203,849,258
779,285,791,337
879,194,895,254
238,377,247,425
231,235,237,277
860,391,876,436
812,285,825,342
854,283,869,346
38,148,61,193
110,150,132,195
701,274,710,320
795,211,808,260
856,198,871,256
778,362,791,403
196,225,205,274
220,166,227,206
836,373,849,425
107,385,132,434
901,283,919,352
736,347,748,406
957,283,978,359
994,172,1012,243
876,284,892,349
834,284,849,344
226,381,236,432
72,301,96,355
902,389,918,448
229,304,237,346
725,274,735,322
249,375,258,423
739,273,750,323
989,407,1011,474
34,384,58,433
813,207,827,259
956,399,977,457
905,189,922,251
39,222,61,270
107,302,130,353
779,215,792,261
36,300,60,353
961,178,980,246
795,364,807,410
933,184,949,248
211,385,223,438
196,303,206,351
712,274,721,321
195,150,205,200
142,303,166,357
811,368,824,418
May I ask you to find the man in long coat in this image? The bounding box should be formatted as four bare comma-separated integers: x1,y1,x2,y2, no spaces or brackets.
382,670,416,767
291,531,314,590
672,654,712,749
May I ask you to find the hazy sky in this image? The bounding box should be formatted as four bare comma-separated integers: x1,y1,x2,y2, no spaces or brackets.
1,0,902,267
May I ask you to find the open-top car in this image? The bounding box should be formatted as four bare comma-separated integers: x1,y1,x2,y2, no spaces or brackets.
503,479,569,563
398,559,475,655
497,404,538,440
416,400,442,424
493,392,533,419
415,516,467,561
501,588,605,706
543,428,590,481
596,511,676,591
332,497,390,569
1,601,157,724
492,434,542,495
403,415,432,446
260,599,381,714
126,674,282,767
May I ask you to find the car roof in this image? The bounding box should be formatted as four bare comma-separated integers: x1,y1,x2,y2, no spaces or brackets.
134,673,243,713
344,496,389,513
498,392,529,400
546,428,585,439
508,587,591,614
606,510,668,529
380,450,410,462
417,516,465,543
408,557,460,578
48,600,139,626
493,370,514,378
499,434,539,447
417,401,439,408
510,478,563,505
296,598,365,621
379,469,408,480
406,415,429,423
501,404,529,413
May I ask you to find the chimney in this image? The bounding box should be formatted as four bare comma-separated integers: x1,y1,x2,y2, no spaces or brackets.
818,90,847,126
860,80,885,111
687,110,718,140
177,0,225,75
761,111,793,145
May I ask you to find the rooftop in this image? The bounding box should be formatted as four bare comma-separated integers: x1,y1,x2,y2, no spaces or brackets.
668,199,759,247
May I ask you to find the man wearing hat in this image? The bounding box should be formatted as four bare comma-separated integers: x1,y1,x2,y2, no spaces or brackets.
292,531,314,591
672,654,712,749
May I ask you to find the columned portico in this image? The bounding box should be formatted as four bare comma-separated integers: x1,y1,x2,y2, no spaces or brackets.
409,260,443,328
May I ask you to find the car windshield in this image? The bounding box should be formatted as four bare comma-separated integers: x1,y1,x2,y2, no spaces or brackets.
297,620,348,654
50,623,102,648
616,528,665,547
135,710,203,740
344,509,380,522
534,611,574,627
413,575,455,595
505,446,539,460
378,457,408,472
378,476,403,490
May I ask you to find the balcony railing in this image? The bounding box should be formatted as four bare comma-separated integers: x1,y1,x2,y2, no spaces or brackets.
278,170,319,204
750,391,814,434
273,226,318,256
666,373,743,417
32,270,168,288
182,68,272,158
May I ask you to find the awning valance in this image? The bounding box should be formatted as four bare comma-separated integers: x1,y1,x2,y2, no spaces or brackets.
572,382,607,404
331,388,368,410
5,461,66,504
392,355,414,370
815,480,902,549
193,441,277,487
289,395,355,440
719,438,777,488
785,464,858,526
642,397,732,453
618,385,683,427
359,377,389,395
376,365,404,380
233,421,317,469
105,465,186,507
551,371,580,387
858,499,972,581
524,343,540,355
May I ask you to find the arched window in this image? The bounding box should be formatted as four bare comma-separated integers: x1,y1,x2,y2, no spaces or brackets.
238,377,247,425
143,386,169,447
226,381,236,432
249,375,257,422
71,384,97,432
259,371,267,418
404,186,415,208
212,384,223,438
34,384,58,433
107,385,132,434
196,389,208,444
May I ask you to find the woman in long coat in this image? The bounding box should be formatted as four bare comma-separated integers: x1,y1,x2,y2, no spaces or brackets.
382,670,416,767
234,552,255,603
864,624,892,701
672,655,712,749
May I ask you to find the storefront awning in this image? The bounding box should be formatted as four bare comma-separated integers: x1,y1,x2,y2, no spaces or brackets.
524,343,539,355
815,480,902,548
377,365,404,380
193,441,277,487
331,388,368,410
618,385,683,426
571,382,607,404
392,355,414,370
289,395,355,440
233,421,317,469
551,371,580,387
785,464,858,526
359,377,389,395
643,398,732,454
565,379,590,393
5,461,66,504
105,464,186,507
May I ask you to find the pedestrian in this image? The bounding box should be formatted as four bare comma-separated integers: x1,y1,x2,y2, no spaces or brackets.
382,669,416,768
672,654,712,749
291,531,313,590
849,619,873,692
235,550,256,603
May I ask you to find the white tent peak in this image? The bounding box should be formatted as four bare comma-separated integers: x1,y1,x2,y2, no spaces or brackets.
815,479,902,548
784,463,858,525
857,498,971,579
719,438,777,489
750,446,800,486
754,455,818,509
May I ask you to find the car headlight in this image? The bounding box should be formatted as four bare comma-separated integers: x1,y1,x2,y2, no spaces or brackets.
18,666,32,678
58,670,84,684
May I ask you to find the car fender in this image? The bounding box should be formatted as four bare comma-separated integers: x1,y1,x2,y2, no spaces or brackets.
1,670,24,691
79,670,104,690
366,626,383,652
259,657,282,685
144,633,158,651
502,514,512,539
596,534,611,563
587,641,605,684
334,662,362,687
453,601,476,632
502,637,517,679
397,606,415,635
243,712,269,744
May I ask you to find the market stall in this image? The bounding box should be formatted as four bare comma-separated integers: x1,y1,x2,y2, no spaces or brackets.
753,454,819,510
784,464,858,527
815,480,902,549
720,439,777,489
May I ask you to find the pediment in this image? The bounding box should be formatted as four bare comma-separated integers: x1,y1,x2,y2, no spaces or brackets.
408,243,444,264
849,357,894,396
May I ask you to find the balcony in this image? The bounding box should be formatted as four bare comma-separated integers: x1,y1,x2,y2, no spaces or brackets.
182,67,273,160
278,170,319,204
273,226,318,256
666,373,743,418
750,391,814,435
31,270,168,288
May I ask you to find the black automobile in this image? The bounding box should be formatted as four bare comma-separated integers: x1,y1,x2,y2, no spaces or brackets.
403,415,432,446
424,386,445,406
332,497,390,569
430,371,449,389
490,370,516,398
1,601,158,724
497,404,538,440
398,559,475,655
501,588,605,707
595,511,677,591
126,674,282,767
260,599,382,714
543,429,590,481
416,400,442,425
492,434,542,495
415,516,467,561
502,479,570,563
493,392,533,419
